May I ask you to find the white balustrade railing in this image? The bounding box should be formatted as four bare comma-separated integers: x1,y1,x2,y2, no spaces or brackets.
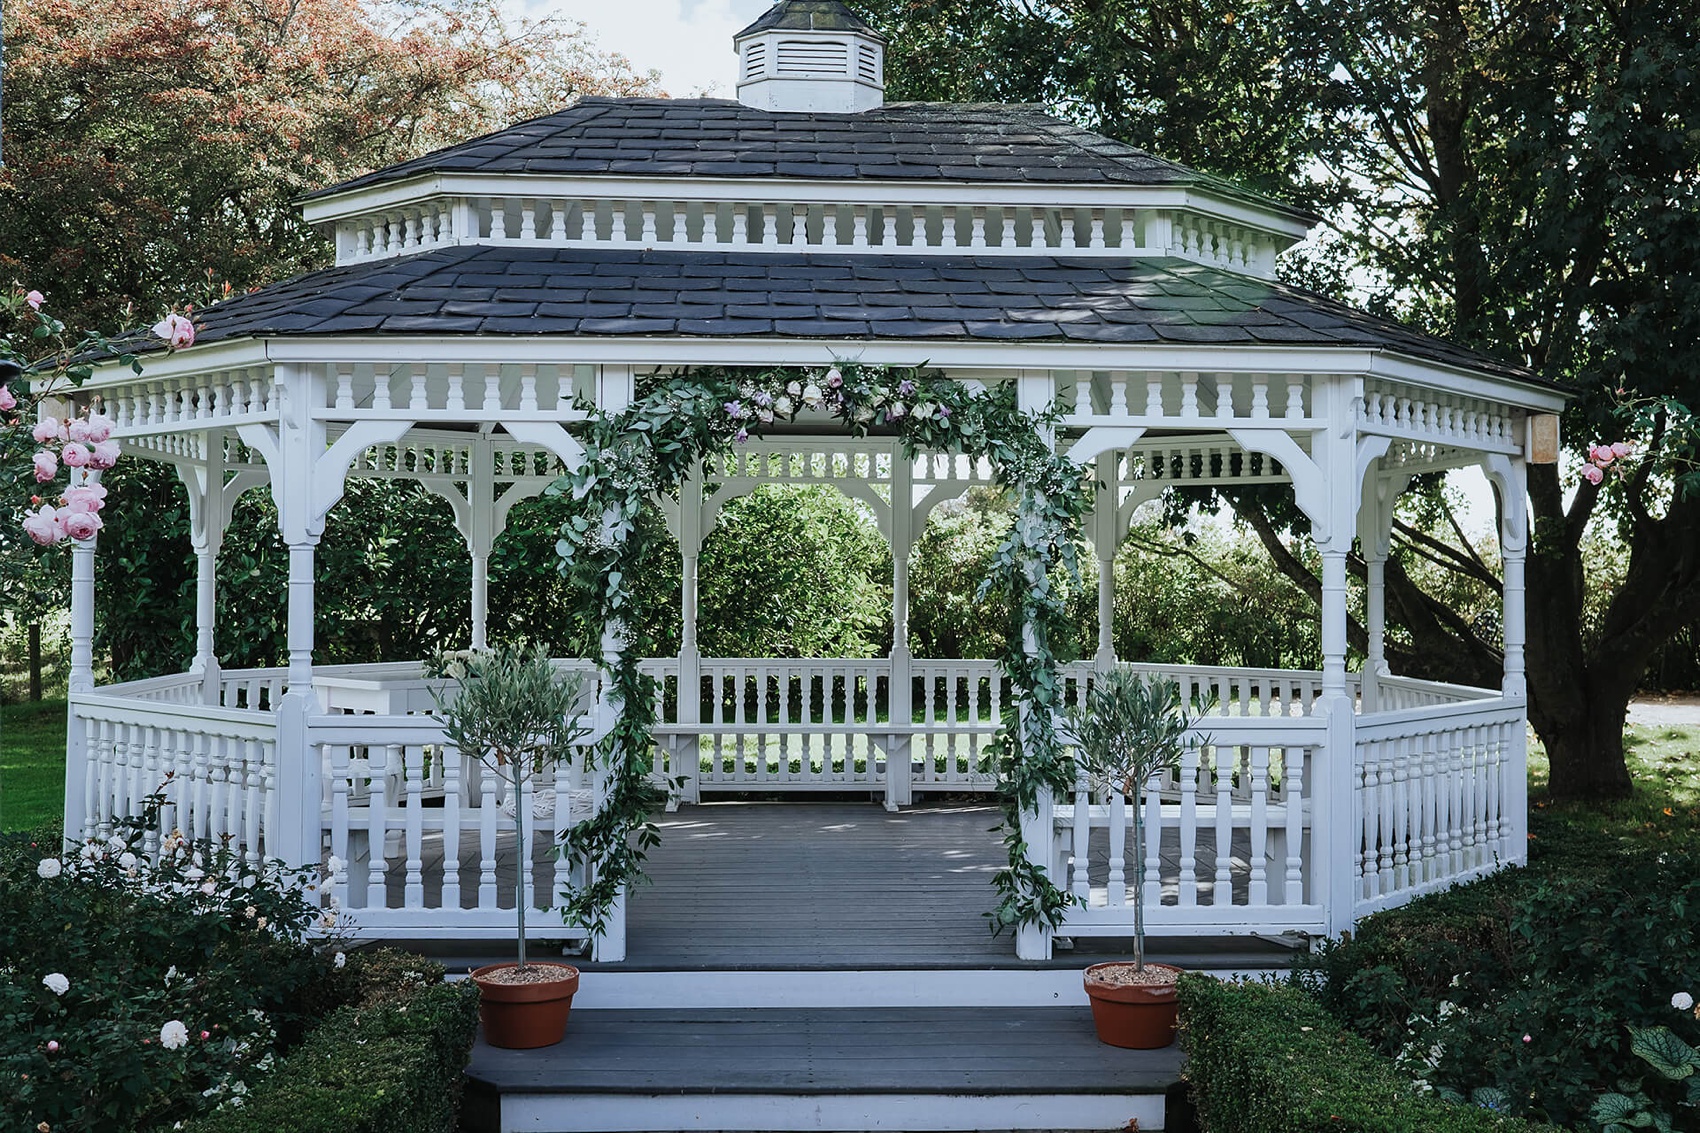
311,713,600,941
1049,716,1326,937
656,658,893,794
70,693,278,865
333,197,1282,272
76,659,1512,944
1352,698,1522,918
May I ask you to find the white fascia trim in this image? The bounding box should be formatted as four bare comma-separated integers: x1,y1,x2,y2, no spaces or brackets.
82,340,274,388
256,335,1565,410
301,172,1314,240
84,334,1564,415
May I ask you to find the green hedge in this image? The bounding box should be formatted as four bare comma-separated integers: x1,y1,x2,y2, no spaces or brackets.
1177,976,1562,1133
183,953,479,1133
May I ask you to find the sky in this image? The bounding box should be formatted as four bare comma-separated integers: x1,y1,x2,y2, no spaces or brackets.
527,0,778,97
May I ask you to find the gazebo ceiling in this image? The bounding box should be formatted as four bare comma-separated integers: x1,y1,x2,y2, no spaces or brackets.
140,245,1534,383
306,98,1313,221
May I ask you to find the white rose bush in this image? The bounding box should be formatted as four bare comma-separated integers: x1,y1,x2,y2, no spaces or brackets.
1,791,349,1131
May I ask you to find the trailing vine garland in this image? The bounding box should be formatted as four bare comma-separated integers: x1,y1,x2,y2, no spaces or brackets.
552,364,1092,937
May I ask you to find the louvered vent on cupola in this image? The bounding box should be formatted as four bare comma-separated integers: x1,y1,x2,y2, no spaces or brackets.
734,1,885,114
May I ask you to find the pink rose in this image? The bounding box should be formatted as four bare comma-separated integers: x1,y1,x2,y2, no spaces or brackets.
25,290,44,311
63,484,106,514
152,313,195,349
62,511,102,541
89,440,120,469
60,442,91,468
32,419,63,445
84,414,114,443
67,418,92,443
1583,464,1605,485
22,505,64,546
46,1040,59,1053
33,451,57,482
0,386,15,412
1611,441,1633,458
1589,444,1614,465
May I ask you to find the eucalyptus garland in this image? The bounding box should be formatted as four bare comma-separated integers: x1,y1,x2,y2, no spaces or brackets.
553,364,1093,937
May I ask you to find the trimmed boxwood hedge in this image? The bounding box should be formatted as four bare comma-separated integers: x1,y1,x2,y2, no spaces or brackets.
183,952,479,1133
1177,975,1563,1133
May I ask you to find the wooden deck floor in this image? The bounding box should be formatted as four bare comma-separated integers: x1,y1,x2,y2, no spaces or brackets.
622,801,1010,968
382,799,1296,970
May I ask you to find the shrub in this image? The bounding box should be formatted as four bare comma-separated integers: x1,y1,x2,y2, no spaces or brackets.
1299,832,1700,1127
0,820,338,1131
182,954,479,1133
1178,976,1561,1132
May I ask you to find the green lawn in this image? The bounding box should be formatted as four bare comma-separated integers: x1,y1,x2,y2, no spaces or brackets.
1528,719,1700,845
1,698,66,833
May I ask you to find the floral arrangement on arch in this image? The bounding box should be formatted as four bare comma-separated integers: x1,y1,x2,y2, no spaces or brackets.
2,286,197,546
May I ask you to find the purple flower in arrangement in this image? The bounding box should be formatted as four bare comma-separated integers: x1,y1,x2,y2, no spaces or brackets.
825,367,844,388
724,400,745,420
887,402,908,420
938,404,952,418
753,390,774,407
898,379,916,396
734,428,750,444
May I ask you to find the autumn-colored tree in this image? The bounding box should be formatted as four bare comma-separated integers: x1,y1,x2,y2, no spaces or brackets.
0,0,660,325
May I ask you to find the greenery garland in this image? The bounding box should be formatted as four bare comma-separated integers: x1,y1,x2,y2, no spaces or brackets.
552,364,1093,937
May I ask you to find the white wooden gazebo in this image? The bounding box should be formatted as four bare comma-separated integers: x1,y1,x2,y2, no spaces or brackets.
63,0,1563,962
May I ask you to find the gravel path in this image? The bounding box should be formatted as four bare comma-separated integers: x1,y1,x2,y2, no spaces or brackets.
1627,695,1700,727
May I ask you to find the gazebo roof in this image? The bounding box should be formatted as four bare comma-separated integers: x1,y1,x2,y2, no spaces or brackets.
735,0,882,39
127,245,1532,381
307,98,1313,222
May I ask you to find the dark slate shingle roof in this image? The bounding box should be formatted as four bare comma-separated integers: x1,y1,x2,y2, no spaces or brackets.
308,99,1313,221
737,1,881,39
150,247,1530,381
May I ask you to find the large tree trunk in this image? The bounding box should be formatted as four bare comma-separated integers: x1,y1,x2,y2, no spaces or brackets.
1525,464,1700,801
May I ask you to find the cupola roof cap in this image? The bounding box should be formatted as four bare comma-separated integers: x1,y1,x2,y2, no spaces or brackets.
735,1,885,42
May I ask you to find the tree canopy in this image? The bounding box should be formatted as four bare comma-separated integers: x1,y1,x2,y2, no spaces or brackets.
0,0,660,325
857,0,1700,798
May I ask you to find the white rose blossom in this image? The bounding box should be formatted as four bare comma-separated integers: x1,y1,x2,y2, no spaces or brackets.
160,1020,190,1050
1674,991,1695,1012
36,858,61,879
334,952,347,969
42,972,69,996
119,852,137,871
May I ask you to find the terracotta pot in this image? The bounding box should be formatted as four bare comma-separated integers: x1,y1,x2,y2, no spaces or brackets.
1082,961,1182,1049
470,961,580,1049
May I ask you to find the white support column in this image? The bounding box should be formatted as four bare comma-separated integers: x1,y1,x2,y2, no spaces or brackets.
179,438,230,703
1093,452,1119,668
886,443,914,810
677,470,704,807
1487,454,1530,865
1357,470,1408,714
468,434,495,651
1015,370,1056,961
1313,375,1363,938
236,383,411,873
593,503,631,963
63,469,99,842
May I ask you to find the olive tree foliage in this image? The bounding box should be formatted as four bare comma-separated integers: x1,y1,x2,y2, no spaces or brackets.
857,0,1700,799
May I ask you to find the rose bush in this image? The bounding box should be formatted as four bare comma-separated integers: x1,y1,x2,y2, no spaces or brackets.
0,797,346,1132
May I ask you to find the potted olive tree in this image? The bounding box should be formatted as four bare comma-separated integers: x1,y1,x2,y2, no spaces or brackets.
428,643,591,1049
1060,669,1207,1049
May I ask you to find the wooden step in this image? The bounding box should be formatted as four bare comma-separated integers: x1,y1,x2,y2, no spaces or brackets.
460,1006,1180,1132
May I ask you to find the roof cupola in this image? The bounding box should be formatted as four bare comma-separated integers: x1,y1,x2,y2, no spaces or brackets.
734,1,885,114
